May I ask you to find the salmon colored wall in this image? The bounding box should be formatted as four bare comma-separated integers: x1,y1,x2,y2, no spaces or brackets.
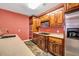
39,27,64,34
0,9,29,40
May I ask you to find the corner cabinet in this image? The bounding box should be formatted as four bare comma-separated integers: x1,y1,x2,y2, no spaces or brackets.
64,3,79,12
32,18,37,32
48,37,64,56
36,18,41,27
32,17,41,32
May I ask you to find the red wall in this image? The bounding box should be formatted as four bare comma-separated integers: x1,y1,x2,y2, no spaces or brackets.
0,9,29,40
40,27,64,34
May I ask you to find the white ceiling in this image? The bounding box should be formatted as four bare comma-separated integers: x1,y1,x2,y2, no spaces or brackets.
0,3,59,16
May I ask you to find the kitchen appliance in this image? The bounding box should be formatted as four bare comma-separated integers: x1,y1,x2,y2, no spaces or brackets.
65,10,79,56
67,28,79,38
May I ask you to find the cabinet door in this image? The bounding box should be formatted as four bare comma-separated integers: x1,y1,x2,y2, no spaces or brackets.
32,18,36,32
48,41,53,53
64,3,79,12
32,33,37,44
59,44,63,56
37,36,41,47
64,3,67,12
48,37,64,56
32,18,39,32
67,3,79,9
49,14,56,27
37,35,46,51
40,15,49,22
48,38,54,54
40,16,44,22
41,37,46,51
56,10,64,26
36,18,41,27
32,25,37,32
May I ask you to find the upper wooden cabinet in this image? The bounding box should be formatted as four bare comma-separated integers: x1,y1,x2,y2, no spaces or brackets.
49,14,56,27
32,17,40,32
49,8,64,27
32,17,37,32
40,15,49,22
36,18,41,27
64,3,79,12
56,10,64,26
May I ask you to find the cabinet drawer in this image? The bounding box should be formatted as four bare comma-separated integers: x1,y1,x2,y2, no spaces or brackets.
49,37,62,44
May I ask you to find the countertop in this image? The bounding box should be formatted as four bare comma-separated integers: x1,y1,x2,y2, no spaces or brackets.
33,32,64,39
0,34,35,56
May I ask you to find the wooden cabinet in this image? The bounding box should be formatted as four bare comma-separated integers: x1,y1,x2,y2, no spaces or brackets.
48,37,64,56
40,8,64,28
32,33,64,56
40,15,49,22
32,17,40,32
32,33,48,52
64,3,79,12
36,18,41,27
38,35,47,51
32,33,38,44
49,14,56,27
32,17,37,32
56,10,64,26
49,8,64,27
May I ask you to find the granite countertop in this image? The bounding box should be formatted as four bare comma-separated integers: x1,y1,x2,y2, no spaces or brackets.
48,33,64,39
33,32,64,39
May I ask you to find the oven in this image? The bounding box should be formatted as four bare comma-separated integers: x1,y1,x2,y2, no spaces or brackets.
67,28,79,38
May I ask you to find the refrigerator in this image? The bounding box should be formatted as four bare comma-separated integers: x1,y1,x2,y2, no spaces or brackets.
65,10,79,56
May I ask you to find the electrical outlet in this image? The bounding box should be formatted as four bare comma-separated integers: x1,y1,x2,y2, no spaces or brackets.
57,30,59,33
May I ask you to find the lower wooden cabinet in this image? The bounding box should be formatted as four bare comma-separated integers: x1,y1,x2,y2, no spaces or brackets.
48,37,64,56
32,33,64,56
48,42,64,56
32,33,38,44
38,35,46,51
32,33,47,52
